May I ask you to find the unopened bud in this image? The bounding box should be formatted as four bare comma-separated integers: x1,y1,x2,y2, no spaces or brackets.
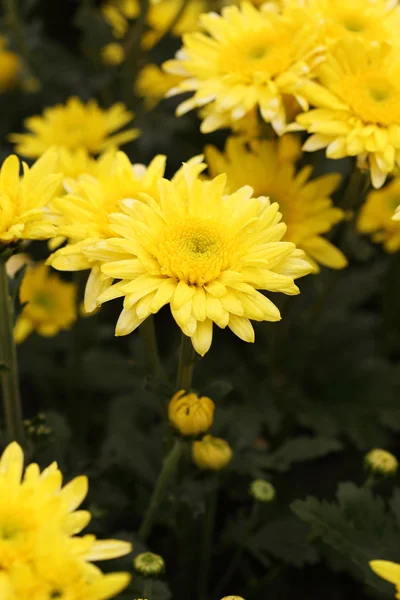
168,390,215,437
365,449,398,476
133,552,165,577
250,479,275,503
192,435,232,471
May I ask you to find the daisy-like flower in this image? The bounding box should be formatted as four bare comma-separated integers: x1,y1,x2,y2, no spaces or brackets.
163,2,322,135
48,150,206,313
357,177,400,251
9,97,139,159
83,161,312,356
370,560,400,599
0,149,61,248
292,37,400,188
0,441,132,573
205,136,346,271
284,0,400,46
14,263,77,343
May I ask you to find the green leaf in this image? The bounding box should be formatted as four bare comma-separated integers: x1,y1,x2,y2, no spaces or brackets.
262,436,343,472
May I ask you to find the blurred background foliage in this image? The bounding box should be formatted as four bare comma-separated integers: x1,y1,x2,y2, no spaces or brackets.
1,1,400,599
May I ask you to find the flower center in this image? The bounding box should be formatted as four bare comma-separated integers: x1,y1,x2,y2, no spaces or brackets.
32,292,56,311
156,218,229,286
341,74,400,126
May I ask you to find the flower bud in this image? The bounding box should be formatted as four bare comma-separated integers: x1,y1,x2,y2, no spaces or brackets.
168,390,215,437
101,43,125,66
192,435,232,471
250,479,275,503
133,552,165,577
365,449,398,476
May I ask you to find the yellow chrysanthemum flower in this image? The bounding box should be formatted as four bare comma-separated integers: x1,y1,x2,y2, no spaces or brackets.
0,441,132,572
136,64,184,109
357,178,400,251
102,0,205,48
192,435,233,470
9,97,139,159
370,560,400,599
163,2,321,135
83,161,312,355
14,263,77,343
0,149,61,248
365,448,398,476
0,36,20,93
292,38,400,189
283,0,400,46
205,136,346,271
48,151,204,313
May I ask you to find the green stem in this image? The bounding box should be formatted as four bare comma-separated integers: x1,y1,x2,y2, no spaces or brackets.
212,503,258,599
138,438,185,541
176,333,196,391
152,0,188,48
3,0,38,80
140,316,163,378
0,258,24,443
198,488,218,600
143,579,153,600
120,0,150,107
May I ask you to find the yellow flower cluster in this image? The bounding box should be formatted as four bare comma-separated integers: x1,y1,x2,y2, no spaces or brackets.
163,0,400,188
0,442,131,600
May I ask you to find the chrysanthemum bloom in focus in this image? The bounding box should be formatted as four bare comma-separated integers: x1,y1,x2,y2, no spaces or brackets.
84,162,312,355
283,0,400,47
365,448,398,476
192,435,233,470
292,38,400,188
0,442,132,573
9,97,139,159
370,560,400,598
0,36,20,93
48,151,205,313
168,390,215,436
358,178,400,251
163,2,321,134
14,263,77,343
206,136,346,271
0,149,61,249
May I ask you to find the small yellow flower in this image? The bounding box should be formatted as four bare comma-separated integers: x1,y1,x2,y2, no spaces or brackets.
136,64,184,109
102,42,126,65
168,390,215,437
14,263,77,343
293,37,400,188
133,552,165,577
9,96,139,158
358,178,400,252
0,149,61,248
370,560,400,598
164,2,321,135
206,136,346,271
82,161,312,355
365,448,398,476
192,435,233,470
0,36,20,92
249,479,276,502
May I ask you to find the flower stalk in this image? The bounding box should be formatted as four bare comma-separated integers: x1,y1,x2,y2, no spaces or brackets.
143,579,153,600
3,0,38,82
121,0,150,107
198,487,218,600
176,333,196,391
140,316,163,378
0,257,24,442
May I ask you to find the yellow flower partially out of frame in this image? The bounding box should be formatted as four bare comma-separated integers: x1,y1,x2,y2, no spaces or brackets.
205,136,346,272
0,35,20,93
358,177,400,251
83,161,312,356
163,2,322,135
0,149,61,246
15,263,77,343
292,37,400,188
370,560,400,599
9,97,139,159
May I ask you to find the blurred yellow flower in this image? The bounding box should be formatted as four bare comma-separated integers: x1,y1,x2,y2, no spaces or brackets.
14,263,77,343
101,42,126,65
0,36,20,92
83,161,312,355
192,435,233,470
293,38,400,188
206,136,346,271
168,389,215,436
136,64,184,109
0,149,61,247
365,448,398,476
370,560,400,598
56,147,99,182
358,178,400,252
163,2,321,134
9,97,139,158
